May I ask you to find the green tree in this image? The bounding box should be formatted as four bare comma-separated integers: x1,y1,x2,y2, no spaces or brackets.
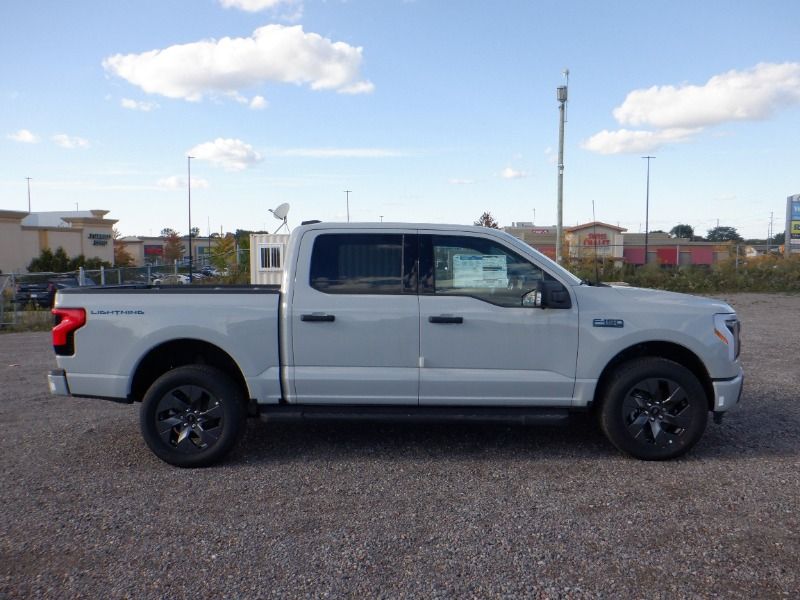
772,232,785,245
474,212,500,228
52,247,70,272
669,224,694,239
28,248,55,272
706,226,743,242
210,234,236,270
162,229,185,263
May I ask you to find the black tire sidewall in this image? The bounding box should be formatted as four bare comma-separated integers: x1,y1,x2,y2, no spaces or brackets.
600,358,708,460
140,365,245,468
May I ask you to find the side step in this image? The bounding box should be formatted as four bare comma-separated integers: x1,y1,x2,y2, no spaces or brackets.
257,404,572,426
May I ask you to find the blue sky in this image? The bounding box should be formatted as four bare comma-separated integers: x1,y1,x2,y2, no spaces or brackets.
1,0,798,239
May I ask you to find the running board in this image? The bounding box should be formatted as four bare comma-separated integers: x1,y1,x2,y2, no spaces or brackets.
257,404,572,426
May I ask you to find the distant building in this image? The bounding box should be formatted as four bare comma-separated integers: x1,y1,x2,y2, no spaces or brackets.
0,209,116,273
117,235,215,267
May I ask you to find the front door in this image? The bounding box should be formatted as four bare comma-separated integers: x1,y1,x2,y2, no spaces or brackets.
418,234,578,406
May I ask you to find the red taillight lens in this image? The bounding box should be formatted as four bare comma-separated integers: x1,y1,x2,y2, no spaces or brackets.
52,308,86,352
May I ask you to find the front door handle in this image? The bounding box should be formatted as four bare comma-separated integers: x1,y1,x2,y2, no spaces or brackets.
429,315,463,324
301,313,335,322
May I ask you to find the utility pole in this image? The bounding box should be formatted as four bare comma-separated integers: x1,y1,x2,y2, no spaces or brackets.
642,156,655,265
25,177,32,213
344,190,351,222
769,211,774,247
188,156,194,283
556,69,569,265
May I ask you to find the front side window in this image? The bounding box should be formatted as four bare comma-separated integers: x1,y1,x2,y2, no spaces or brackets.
425,235,548,307
310,233,416,294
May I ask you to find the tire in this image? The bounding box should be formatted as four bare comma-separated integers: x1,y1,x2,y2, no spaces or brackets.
140,365,246,468
599,357,708,460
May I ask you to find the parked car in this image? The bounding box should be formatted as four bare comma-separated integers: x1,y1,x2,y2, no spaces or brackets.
151,274,190,285
15,275,96,308
49,222,743,467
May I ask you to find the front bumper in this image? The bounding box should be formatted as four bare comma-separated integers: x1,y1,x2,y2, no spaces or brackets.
48,369,71,396
712,367,744,413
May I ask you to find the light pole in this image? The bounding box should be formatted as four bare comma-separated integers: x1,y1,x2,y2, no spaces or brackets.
25,177,32,213
188,155,194,283
344,190,351,222
556,69,569,265
642,156,655,266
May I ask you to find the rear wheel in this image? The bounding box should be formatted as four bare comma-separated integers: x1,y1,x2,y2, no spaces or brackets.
599,357,708,460
140,365,245,467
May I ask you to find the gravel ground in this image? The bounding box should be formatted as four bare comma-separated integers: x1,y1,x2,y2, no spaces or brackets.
1,292,798,599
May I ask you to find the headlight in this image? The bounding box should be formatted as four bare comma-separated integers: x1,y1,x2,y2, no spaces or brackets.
714,313,741,361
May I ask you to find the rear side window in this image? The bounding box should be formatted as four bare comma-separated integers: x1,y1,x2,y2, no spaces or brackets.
310,234,416,294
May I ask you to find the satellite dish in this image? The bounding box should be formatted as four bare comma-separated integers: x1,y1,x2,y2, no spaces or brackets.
268,203,290,233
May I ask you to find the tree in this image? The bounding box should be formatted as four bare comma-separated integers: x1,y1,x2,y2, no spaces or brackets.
113,228,135,267
28,248,55,272
706,226,743,242
773,232,785,245
474,212,500,228
210,234,236,270
162,229,185,263
190,226,200,238
669,224,694,239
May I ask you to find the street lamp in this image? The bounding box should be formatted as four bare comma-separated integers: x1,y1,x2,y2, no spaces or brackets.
188,155,194,283
344,190,351,222
556,69,569,265
642,156,655,266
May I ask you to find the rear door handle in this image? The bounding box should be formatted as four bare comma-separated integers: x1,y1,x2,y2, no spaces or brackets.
301,313,335,322
428,315,463,324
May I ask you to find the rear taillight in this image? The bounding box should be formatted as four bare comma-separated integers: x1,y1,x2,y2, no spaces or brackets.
52,308,86,355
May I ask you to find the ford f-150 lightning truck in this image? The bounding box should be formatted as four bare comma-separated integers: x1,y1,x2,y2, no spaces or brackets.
48,222,743,466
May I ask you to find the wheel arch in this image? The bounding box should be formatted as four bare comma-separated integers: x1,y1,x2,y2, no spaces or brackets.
129,338,249,403
592,341,714,411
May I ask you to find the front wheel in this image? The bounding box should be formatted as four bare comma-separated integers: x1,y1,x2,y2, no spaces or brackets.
140,365,246,467
599,358,708,460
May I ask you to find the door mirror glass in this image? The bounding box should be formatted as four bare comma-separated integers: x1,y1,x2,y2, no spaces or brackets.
522,289,542,308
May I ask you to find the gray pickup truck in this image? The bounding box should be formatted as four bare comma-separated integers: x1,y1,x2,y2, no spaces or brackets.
49,222,743,466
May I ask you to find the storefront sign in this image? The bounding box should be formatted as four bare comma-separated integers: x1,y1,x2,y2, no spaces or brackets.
88,232,112,246
788,194,800,253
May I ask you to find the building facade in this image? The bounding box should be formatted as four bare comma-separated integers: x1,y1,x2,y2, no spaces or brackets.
0,210,117,274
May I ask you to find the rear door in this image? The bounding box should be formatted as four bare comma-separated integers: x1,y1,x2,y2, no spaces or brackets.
418,233,579,406
287,229,420,404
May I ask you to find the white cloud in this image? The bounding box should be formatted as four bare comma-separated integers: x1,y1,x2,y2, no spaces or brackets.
277,147,405,158
501,167,527,179
188,138,263,171
584,62,800,155
219,0,293,11
7,129,38,143
448,178,475,185
613,62,800,129
156,176,210,190
581,128,700,155
102,24,373,102
52,134,90,149
249,95,268,110
121,98,159,111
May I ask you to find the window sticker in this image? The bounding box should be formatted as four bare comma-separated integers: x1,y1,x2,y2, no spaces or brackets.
453,254,508,288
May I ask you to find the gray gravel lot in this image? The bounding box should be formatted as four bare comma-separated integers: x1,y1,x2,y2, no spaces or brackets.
1,293,798,598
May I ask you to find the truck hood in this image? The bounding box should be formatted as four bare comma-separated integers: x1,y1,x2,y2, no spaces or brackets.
599,285,735,314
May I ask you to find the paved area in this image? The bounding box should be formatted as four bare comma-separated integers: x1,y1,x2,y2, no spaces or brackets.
1,293,798,598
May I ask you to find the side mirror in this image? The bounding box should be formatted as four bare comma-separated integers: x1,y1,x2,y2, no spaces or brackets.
522,280,572,309
522,287,543,308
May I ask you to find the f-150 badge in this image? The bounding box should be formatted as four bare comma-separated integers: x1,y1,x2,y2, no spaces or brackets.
593,318,624,328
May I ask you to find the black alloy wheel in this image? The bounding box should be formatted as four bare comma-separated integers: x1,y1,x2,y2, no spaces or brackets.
600,357,708,460
140,365,245,467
